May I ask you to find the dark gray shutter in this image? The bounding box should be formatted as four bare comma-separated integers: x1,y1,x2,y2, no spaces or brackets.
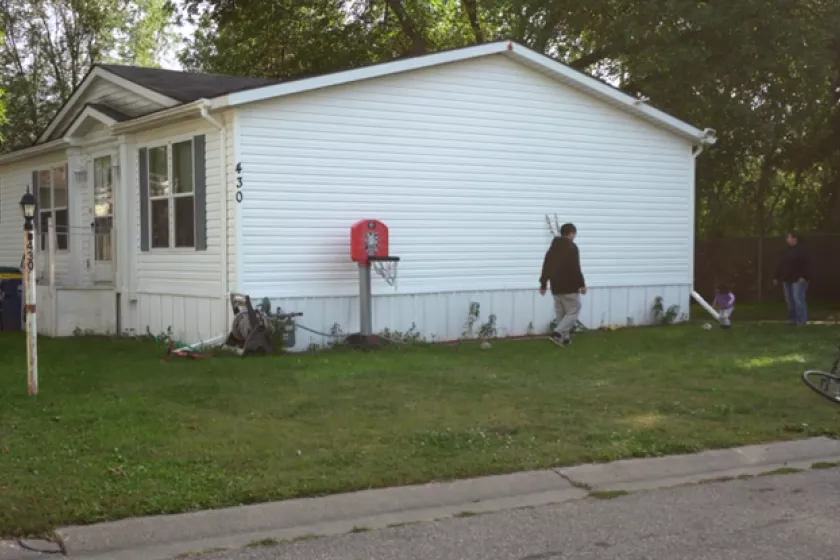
32,171,39,235
139,148,149,251
193,134,207,251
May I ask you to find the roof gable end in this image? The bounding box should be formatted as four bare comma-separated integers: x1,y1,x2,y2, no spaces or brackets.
212,41,715,146
62,103,129,139
37,66,180,144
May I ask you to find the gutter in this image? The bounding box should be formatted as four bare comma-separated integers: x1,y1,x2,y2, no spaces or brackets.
693,128,717,157
0,138,69,166
198,101,231,336
111,100,209,135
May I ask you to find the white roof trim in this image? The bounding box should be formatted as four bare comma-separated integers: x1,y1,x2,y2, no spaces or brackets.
37,66,180,143
110,100,209,134
63,105,119,138
215,41,714,145
216,42,507,107
503,46,714,144
0,138,68,166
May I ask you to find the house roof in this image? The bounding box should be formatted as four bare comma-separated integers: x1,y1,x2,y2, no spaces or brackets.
17,40,714,161
210,41,716,145
96,64,281,103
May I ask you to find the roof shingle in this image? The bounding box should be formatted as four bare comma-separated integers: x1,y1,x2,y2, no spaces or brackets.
97,64,281,102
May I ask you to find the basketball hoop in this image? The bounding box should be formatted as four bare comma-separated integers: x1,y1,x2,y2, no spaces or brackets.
370,256,399,289
349,219,401,348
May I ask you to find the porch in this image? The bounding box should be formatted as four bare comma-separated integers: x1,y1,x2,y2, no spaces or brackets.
33,149,120,336
36,284,117,337
34,220,118,336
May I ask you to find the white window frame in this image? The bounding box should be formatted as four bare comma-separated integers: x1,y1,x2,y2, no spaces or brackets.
145,136,196,251
36,164,69,252
92,153,115,262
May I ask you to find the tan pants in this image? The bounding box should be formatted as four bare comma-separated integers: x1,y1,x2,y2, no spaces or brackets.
553,293,581,336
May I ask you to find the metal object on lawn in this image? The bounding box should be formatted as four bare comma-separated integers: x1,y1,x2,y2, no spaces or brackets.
224,294,304,356
349,219,400,349
224,294,277,356
272,307,303,349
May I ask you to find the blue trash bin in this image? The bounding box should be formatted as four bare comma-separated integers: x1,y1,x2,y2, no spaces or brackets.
0,266,24,332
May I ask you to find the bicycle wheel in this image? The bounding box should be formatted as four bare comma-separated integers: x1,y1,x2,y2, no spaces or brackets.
802,370,840,405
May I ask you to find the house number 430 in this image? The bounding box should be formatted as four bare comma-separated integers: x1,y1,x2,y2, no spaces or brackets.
235,162,243,203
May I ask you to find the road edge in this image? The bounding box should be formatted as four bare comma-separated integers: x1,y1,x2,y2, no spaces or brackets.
4,437,839,560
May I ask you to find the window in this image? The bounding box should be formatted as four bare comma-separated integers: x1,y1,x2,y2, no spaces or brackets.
37,165,68,250
93,156,113,261
147,140,195,249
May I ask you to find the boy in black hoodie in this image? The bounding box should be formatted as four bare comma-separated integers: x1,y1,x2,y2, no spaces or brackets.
539,223,587,346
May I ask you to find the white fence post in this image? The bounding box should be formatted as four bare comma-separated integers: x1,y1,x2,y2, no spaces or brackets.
47,217,57,336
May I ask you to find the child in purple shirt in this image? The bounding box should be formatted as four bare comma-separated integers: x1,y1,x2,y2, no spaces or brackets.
713,284,735,329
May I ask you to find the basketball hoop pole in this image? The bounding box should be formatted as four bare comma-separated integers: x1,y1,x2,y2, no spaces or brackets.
358,262,373,337
349,219,399,349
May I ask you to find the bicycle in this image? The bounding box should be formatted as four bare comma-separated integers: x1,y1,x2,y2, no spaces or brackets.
801,345,840,405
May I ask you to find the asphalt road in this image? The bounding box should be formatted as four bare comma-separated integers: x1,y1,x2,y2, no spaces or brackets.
197,468,840,560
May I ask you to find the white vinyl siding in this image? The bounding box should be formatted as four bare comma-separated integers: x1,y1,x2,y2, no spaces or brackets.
235,54,694,300
0,154,72,282
133,118,223,298
226,113,238,296
271,284,691,349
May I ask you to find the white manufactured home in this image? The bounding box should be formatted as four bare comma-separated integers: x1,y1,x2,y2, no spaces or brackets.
0,41,714,348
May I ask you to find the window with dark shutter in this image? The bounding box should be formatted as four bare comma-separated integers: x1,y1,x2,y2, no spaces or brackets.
140,134,207,251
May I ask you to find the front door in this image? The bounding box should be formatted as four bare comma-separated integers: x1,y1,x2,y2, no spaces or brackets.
92,155,115,283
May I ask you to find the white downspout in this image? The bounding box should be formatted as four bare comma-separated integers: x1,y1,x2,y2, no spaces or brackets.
200,102,230,343
691,128,717,321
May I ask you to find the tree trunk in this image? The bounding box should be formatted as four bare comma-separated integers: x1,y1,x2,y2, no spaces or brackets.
461,0,483,44
754,150,776,301
383,0,427,56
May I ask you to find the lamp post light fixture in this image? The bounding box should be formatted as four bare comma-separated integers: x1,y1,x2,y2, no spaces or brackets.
20,188,37,226
19,187,38,397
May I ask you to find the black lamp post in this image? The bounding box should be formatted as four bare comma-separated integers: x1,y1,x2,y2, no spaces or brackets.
19,186,38,397
20,188,37,231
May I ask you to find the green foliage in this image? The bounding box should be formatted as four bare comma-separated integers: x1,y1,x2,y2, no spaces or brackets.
378,322,425,343
179,0,840,236
462,301,481,338
0,0,175,153
652,296,681,326
478,313,498,339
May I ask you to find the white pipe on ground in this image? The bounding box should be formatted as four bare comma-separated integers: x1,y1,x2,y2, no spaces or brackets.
691,290,721,321
182,333,228,351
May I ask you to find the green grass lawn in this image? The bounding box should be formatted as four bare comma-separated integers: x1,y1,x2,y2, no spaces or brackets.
1,320,840,536
688,299,840,323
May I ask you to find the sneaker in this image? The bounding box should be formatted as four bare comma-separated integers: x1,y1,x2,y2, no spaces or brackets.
549,333,567,347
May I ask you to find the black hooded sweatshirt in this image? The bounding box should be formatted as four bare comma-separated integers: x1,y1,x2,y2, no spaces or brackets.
774,243,812,283
540,236,585,295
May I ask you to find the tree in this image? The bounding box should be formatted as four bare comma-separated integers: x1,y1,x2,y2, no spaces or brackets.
0,27,6,138
0,0,175,153
179,0,840,242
